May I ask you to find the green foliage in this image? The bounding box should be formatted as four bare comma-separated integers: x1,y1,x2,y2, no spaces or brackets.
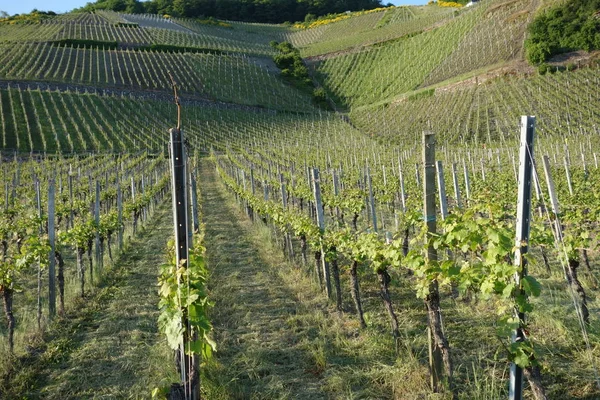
312,87,328,108
304,13,317,24
537,63,549,75
99,211,121,239
526,41,551,65
271,41,330,110
525,0,600,64
158,234,216,359
404,205,543,368
18,234,51,271
62,218,96,250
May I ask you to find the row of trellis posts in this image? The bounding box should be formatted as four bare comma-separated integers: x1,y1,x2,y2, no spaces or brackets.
166,116,540,400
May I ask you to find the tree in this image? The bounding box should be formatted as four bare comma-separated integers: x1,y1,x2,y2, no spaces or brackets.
125,0,144,13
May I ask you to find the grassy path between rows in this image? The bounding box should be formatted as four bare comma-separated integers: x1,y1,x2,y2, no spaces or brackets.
199,159,414,399
200,160,333,399
3,201,177,399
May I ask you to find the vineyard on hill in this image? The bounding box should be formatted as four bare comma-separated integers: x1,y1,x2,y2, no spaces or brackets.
1,1,600,399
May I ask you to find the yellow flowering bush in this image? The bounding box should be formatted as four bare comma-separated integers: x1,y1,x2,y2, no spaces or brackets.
198,18,232,28
438,1,463,7
293,7,392,29
0,11,54,24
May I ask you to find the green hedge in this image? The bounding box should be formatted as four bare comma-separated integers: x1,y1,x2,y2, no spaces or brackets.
114,22,139,28
135,44,223,55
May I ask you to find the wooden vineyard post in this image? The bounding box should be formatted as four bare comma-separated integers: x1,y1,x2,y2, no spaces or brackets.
68,168,74,229
263,181,268,201
563,157,573,196
415,163,421,187
169,127,199,400
436,161,448,220
48,178,56,319
249,168,255,220
117,184,123,250
279,173,294,260
422,132,444,393
142,175,148,222
451,162,462,209
95,181,101,275
480,158,486,181
241,169,249,218
35,179,43,330
542,156,562,242
312,168,331,298
509,116,535,400
279,173,287,208
582,153,588,178
190,171,199,233
332,169,341,221
367,166,377,232
398,158,406,212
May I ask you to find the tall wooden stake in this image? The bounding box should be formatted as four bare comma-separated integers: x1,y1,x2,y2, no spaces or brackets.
95,181,101,274
190,171,199,233
509,116,535,400
169,127,199,400
367,166,377,232
117,185,123,249
423,132,443,392
48,178,56,319
436,161,448,220
451,162,462,209
312,168,331,298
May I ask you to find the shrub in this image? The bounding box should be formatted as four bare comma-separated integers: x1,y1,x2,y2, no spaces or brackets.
304,13,316,24
525,0,600,65
271,41,329,109
525,41,552,64
312,87,329,108
438,0,462,7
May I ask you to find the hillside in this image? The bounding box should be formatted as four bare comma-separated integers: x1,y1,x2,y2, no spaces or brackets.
1,2,600,399
2,0,598,151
